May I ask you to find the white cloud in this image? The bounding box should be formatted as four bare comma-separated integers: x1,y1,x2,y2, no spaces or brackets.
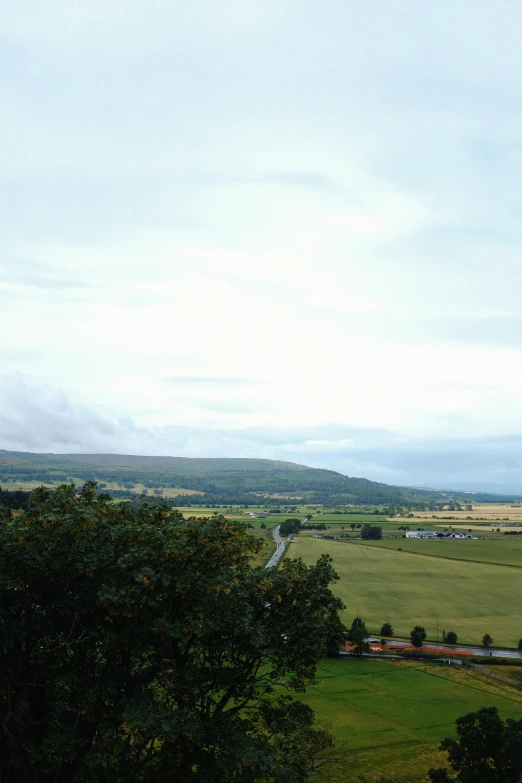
2,2,522,484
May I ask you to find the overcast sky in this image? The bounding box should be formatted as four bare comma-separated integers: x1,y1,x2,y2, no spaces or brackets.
2,0,522,490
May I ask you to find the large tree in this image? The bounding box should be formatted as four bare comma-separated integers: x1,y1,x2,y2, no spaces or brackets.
0,483,345,783
429,706,522,782
360,524,382,540
410,626,427,647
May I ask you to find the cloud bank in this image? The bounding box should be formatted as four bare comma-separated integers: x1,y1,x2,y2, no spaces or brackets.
2,2,522,488
3,377,522,493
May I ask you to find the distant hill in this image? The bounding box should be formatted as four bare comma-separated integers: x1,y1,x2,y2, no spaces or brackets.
0,450,519,506
423,481,522,496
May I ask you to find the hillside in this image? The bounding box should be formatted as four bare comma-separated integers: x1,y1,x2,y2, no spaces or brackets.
0,450,519,506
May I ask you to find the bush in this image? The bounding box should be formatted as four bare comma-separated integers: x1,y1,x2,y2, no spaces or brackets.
380,622,394,637
443,630,458,645
410,625,427,647
347,616,368,640
361,524,382,540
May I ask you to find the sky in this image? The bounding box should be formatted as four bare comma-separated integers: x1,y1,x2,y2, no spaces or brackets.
2,0,522,490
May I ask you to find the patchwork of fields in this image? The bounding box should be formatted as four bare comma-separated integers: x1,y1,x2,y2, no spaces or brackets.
304,658,522,781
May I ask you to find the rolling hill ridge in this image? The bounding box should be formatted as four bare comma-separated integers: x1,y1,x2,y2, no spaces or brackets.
1,450,519,506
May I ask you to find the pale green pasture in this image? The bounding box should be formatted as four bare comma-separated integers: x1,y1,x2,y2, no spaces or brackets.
286,536,522,647
351,535,522,568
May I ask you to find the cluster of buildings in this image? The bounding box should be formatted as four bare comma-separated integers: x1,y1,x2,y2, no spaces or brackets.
405,530,475,540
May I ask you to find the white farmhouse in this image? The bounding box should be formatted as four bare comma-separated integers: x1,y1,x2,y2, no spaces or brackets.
405,530,438,539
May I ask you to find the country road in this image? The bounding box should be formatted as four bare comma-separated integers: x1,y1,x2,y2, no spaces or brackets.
264,515,318,569
369,639,522,659
265,524,286,569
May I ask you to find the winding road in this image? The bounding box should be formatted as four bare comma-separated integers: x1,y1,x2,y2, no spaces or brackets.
368,639,522,659
265,524,286,569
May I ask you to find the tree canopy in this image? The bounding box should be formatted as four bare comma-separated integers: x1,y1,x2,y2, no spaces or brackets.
0,483,345,783
429,706,522,782
410,626,427,647
360,524,382,540
280,518,302,536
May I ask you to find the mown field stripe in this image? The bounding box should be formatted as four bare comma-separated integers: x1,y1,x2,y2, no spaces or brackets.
343,538,522,569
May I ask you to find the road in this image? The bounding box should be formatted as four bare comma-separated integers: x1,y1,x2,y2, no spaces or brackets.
367,638,522,659
264,513,321,569
265,524,286,569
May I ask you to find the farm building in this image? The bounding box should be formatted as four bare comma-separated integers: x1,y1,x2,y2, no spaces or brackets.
406,530,438,539
406,530,474,540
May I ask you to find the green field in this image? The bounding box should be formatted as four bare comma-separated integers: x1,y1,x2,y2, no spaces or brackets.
248,528,276,568
304,658,522,781
312,513,387,523
352,535,522,568
286,536,522,647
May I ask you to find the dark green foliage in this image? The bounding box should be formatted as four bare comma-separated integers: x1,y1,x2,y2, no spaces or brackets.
280,518,302,536
357,777,401,783
0,505,13,522
428,706,522,782
0,485,30,510
380,622,393,637
410,626,427,647
518,639,522,651
482,633,494,648
0,483,345,783
1,450,513,506
325,617,349,658
443,630,458,645
350,628,370,657
360,524,382,540
347,616,368,641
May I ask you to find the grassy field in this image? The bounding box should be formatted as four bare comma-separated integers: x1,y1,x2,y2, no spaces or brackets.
1,479,67,490
312,513,386,523
347,535,522,568
304,658,522,781
492,665,522,688
248,527,276,569
286,536,522,647
409,503,522,522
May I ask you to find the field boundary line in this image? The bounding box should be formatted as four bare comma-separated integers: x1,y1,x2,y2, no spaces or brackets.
468,664,522,693
414,664,522,705
344,540,522,570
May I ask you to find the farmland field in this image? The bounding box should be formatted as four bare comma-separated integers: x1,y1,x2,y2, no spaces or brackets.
347,534,522,568
248,527,276,568
285,536,522,646
304,658,522,781
311,513,386,523
408,503,522,522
